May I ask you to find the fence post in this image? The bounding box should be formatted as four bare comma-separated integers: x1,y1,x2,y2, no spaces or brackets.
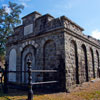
3,61,8,93
27,59,33,100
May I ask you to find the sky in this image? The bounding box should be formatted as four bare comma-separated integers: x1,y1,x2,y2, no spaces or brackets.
0,0,100,39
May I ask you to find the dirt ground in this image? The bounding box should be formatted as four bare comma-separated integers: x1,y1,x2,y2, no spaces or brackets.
1,78,100,100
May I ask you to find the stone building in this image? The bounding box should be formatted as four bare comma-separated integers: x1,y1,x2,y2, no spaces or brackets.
6,11,100,91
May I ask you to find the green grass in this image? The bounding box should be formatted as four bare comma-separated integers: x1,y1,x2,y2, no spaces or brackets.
0,90,100,100
0,87,100,100
72,90,100,100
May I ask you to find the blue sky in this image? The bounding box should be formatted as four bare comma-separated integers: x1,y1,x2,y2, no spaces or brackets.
0,0,100,39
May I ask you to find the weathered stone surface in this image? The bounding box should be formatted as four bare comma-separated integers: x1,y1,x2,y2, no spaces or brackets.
6,11,100,91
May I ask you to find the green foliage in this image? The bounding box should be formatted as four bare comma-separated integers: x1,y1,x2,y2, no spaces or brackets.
0,1,24,57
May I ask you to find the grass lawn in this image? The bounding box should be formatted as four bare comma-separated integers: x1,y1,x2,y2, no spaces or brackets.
1,79,100,100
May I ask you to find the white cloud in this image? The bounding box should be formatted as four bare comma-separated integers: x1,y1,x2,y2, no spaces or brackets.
91,29,100,39
21,2,28,7
2,4,11,14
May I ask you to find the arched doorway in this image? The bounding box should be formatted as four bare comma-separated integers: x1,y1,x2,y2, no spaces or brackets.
81,44,88,82
21,45,36,83
43,40,62,90
43,40,57,81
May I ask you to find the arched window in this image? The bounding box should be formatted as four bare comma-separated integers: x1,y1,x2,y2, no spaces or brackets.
81,44,88,82
90,48,95,78
96,50,100,78
9,49,16,82
70,40,79,84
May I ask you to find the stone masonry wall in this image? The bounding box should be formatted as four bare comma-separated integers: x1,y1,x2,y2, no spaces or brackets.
6,29,65,84
64,30,100,91
6,11,100,91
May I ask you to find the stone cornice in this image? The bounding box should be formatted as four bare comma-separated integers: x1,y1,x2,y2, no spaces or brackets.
6,26,64,46
61,16,84,31
64,28,100,49
6,26,100,49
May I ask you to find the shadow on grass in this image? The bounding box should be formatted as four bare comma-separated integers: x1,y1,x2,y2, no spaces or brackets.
0,83,65,98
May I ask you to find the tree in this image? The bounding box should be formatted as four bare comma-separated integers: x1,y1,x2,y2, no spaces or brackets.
0,2,24,59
